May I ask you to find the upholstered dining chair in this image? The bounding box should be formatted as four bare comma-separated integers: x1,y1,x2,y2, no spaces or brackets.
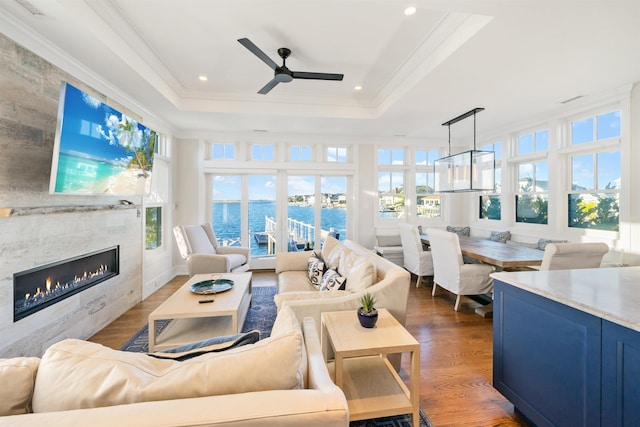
426,228,494,311
539,242,609,271
398,223,433,288
173,223,250,276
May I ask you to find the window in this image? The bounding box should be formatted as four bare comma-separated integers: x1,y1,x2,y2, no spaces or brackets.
516,161,548,224
479,142,502,220
377,148,405,218
518,129,548,155
567,110,621,231
212,143,234,160
252,144,274,160
249,175,277,255
145,207,162,250
211,176,242,246
415,149,440,218
378,171,404,218
321,176,347,241
378,148,404,165
290,145,311,161
568,152,620,231
571,110,620,145
327,147,347,162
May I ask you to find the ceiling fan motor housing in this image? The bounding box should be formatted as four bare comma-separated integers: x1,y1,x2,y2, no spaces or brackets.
275,67,293,82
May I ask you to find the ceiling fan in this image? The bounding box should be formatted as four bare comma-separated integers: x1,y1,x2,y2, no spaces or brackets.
238,38,344,94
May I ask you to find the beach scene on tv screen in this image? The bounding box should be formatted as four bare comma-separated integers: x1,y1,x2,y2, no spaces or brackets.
53,83,156,195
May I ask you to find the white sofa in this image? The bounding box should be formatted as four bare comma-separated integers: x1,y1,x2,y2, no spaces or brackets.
0,313,348,427
274,236,411,337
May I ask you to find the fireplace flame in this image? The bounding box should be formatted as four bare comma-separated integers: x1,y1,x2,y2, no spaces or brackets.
20,265,113,307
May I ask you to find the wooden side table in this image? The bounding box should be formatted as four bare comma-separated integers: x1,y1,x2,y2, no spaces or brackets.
321,309,420,425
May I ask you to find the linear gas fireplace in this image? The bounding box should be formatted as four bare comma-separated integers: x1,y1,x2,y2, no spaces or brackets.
13,246,119,322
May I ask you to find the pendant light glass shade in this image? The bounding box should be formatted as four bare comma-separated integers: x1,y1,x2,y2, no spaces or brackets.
434,107,495,193
434,149,495,192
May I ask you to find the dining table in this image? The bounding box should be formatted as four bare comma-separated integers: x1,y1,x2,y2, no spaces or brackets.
420,234,544,269
420,233,545,317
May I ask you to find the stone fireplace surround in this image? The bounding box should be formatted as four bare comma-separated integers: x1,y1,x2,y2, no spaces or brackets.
0,33,148,358
0,206,142,358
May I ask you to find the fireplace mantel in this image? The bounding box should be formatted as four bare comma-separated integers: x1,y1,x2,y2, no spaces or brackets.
0,203,138,218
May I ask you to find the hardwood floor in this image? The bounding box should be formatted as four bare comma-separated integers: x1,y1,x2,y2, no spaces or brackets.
89,271,529,427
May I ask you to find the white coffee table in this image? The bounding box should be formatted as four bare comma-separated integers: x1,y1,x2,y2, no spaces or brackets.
321,309,420,425
148,272,252,352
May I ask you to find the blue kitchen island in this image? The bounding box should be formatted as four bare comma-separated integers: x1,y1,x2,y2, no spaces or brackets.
492,267,640,427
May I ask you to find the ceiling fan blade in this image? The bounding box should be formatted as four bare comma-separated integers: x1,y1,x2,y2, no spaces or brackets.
258,78,279,95
292,71,344,81
238,38,278,70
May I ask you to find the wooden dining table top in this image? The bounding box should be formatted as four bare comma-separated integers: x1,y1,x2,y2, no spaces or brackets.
420,234,544,269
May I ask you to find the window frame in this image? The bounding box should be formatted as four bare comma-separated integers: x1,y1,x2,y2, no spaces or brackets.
515,160,549,225
144,206,162,250
565,108,621,231
415,149,441,219
478,141,502,221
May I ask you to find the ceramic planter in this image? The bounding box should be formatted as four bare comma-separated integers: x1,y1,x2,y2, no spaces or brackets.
357,307,378,328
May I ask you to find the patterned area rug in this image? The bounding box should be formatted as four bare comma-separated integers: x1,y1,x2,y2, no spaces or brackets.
120,285,434,427
120,286,278,352
350,408,434,427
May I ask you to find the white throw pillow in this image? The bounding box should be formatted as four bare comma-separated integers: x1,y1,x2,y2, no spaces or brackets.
0,357,40,415
336,249,377,293
32,332,304,413
345,259,376,293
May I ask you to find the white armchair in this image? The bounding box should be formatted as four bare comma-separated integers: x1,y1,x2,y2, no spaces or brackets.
540,242,609,270
398,223,433,288
426,228,494,311
173,223,250,276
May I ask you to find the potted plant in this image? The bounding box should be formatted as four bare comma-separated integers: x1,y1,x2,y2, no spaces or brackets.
357,293,378,328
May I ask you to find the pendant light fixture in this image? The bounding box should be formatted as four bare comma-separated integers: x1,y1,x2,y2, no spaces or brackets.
434,107,495,193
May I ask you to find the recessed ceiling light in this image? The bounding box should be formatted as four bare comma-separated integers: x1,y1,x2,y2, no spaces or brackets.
404,6,417,16
354,85,363,91
198,75,208,81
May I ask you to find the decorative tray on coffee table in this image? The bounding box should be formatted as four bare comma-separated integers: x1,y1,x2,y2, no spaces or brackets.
190,278,235,294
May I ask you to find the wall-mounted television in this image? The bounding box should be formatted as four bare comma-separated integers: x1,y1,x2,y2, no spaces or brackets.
49,82,156,196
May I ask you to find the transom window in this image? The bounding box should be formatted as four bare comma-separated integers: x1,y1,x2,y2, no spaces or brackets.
252,144,274,160
290,145,311,161
571,110,620,145
378,148,404,165
518,129,548,155
327,147,347,162
212,143,235,160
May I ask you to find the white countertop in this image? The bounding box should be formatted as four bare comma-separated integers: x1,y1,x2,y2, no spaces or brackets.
492,267,640,333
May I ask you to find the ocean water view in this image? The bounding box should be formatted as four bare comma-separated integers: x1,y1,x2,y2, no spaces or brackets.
212,201,346,256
